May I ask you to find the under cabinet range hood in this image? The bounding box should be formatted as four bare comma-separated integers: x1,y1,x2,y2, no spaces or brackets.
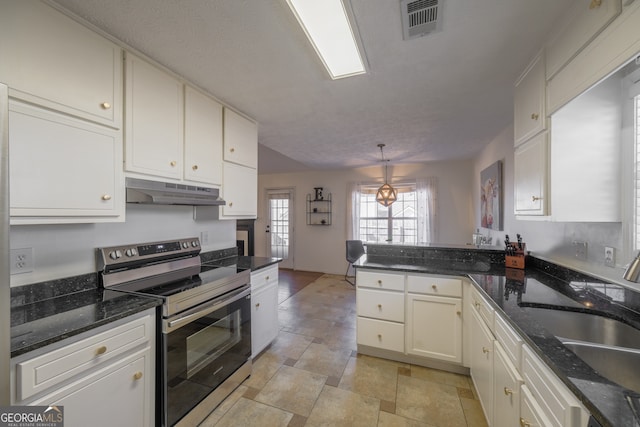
126,177,225,206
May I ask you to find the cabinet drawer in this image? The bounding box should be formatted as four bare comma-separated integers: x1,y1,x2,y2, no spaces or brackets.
356,270,404,291
520,384,553,427
16,313,153,401
470,287,495,331
522,345,587,427
407,275,462,297
495,314,523,370
251,264,278,291
357,317,404,352
357,289,404,322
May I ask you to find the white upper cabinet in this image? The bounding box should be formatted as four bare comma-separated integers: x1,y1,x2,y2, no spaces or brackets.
0,1,122,129
514,133,548,216
125,52,184,180
223,108,258,169
545,0,622,80
514,53,546,147
221,162,257,218
9,101,124,224
184,86,223,186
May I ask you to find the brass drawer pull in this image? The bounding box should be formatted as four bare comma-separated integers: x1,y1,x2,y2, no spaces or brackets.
482,347,490,354
504,387,513,396
519,418,531,427
133,371,143,381
96,346,107,355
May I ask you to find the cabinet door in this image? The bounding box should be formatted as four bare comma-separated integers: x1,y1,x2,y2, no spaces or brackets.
470,309,494,425
184,86,223,185
493,342,523,427
223,108,258,168
9,101,124,223
125,53,184,180
514,53,546,146
251,283,279,358
514,133,548,216
221,162,257,218
31,350,153,427
520,385,553,427
0,1,122,128
406,294,462,363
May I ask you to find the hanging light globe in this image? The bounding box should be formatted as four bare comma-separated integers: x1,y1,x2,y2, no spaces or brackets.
375,144,397,207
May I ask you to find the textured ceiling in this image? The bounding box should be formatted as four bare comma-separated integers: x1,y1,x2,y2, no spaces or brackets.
50,0,572,173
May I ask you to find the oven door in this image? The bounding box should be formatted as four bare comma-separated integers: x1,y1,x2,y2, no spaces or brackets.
161,285,251,426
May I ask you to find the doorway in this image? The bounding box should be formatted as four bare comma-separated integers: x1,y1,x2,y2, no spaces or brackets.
266,188,294,269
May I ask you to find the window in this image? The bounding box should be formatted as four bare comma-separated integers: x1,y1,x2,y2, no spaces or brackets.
358,186,418,243
348,178,437,244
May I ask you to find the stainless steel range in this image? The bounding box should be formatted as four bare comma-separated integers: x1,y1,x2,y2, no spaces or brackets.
98,237,252,427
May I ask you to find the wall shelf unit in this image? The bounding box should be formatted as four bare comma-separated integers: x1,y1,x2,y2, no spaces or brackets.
306,193,332,225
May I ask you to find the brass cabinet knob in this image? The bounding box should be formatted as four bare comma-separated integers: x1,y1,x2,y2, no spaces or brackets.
230,148,235,153
377,304,382,309
170,161,177,167
228,202,233,207
100,102,111,110
482,347,490,354
96,346,107,355
589,0,602,9
532,195,541,202
377,280,382,285
266,276,270,280
474,302,481,308
256,303,260,308
133,371,143,380
504,387,513,396
431,285,437,290
101,194,112,201
519,418,532,427
530,113,539,120
377,334,382,340
192,165,198,171
456,311,461,316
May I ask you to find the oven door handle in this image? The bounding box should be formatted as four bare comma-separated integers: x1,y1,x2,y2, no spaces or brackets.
165,285,251,332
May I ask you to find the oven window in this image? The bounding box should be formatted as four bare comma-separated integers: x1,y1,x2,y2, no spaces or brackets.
164,294,251,426
186,310,241,378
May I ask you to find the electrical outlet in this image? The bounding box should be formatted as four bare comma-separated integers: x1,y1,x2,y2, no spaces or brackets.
605,246,615,267
200,231,209,245
10,248,34,274
573,241,588,260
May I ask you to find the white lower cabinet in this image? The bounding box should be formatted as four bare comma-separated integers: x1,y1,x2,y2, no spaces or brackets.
12,309,155,427
470,308,494,425
493,342,523,427
250,265,279,357
520,384,554,427
356,317,405,352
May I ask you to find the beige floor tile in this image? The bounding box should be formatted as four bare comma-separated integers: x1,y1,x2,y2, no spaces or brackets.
294,342,353,377
410,365,472,389
318,322,357,351
243,351,285,389
339,354,408,402
254,365,327,416
213,397,293,427
460,397,489,427
377,411,436,427
198,385,248,426
268,330,314,360
305,385,380,427
281,317,335,339
395,375,467,427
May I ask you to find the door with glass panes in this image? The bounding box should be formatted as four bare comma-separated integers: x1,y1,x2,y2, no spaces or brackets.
266,189,294,269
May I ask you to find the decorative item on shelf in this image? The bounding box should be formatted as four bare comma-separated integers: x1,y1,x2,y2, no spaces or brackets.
314,187,324,201
375,143,397,207
504,234,526,269
306,192,332,225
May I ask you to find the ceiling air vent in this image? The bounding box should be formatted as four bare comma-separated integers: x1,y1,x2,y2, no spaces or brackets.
400,0,443,40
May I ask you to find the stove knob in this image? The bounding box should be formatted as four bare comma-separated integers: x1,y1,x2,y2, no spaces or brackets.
182,242,189,249
191,241,199,247
109,250,122,260
125,248,137,257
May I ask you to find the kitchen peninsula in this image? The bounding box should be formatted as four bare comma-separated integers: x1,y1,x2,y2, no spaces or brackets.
354,243,640,427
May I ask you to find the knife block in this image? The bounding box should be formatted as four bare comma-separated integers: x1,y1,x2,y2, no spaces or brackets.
505,242,526,269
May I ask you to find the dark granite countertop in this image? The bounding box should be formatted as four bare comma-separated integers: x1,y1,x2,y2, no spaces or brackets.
355,246,640,427
237,256,282,272
10,275,161,358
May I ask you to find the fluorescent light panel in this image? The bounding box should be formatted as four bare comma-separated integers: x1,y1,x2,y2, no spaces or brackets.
286,0,366,79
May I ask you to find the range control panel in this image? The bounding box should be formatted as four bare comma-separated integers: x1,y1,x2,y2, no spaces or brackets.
97,237,201,270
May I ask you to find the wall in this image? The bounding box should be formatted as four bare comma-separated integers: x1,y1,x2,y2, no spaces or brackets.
257,159,475,275
473,124,630,287
9,204,236,287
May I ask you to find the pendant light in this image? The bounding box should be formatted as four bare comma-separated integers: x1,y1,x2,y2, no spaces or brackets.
375,144,397,207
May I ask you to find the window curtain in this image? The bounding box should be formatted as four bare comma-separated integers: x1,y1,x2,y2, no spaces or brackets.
347,182,361,240
417,177,437,244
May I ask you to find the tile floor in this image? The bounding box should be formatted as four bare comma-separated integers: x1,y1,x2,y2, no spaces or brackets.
200,274,489,427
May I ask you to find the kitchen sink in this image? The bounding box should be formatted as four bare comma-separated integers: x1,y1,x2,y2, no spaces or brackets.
521,306,640,350
521,306,640,392
560,341,640,393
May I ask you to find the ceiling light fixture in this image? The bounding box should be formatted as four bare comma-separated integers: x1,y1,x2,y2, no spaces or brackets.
376,144,397,207
285,0,366,79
